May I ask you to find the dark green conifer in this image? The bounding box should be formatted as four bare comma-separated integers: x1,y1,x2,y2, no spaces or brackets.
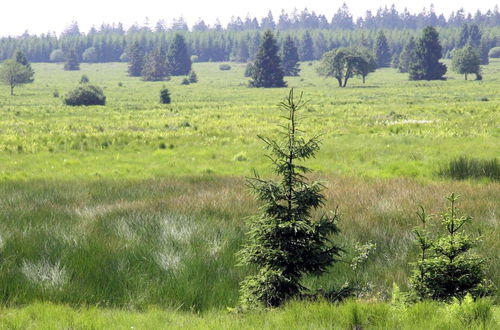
299,31,314,61
127,41,145,77
64,49,80,71
409,26,447,80
249,30,286,88
142,48,169,81
374,31,391,68
281,36,300,76
167,34,192,76
398,37,416,73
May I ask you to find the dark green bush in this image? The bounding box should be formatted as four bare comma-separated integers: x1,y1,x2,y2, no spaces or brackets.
79,75,89,84
219,64,231,71
64,85,106,106
160,88,171,104
180,78,190,85
439,156,499,181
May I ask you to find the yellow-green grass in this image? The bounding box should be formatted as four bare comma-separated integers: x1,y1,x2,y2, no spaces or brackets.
0,60,498,180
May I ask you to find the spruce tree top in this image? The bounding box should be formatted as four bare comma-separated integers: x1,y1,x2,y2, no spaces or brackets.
250,30,286,88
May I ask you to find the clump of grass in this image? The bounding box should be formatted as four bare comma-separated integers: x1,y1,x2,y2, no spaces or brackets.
439,156,500,181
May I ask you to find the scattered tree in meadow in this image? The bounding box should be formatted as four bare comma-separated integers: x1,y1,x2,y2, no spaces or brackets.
317,47,376,87
374,31,391,67
128,41,145,77
411,194,492,301
409,26,447,80
64,49,80,71
452,46,481,80
238,89,341,308
398,37,416,73
249,30,286,88
167,34,192,76
160,87,171,104
142,48,169,81
0,59,34,95
281,35,300,76
13,50,34,84
188,70,198,83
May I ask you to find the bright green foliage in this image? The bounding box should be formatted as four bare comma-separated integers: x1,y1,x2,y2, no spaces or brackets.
49,49,65,63
160,88,171,104
398,37,416,73
127,41,145,77
142,48,169,81
238,90,341,308
82,47,98,63
64,49,80,71
188,70,198,83
167,34,192,76
409,26,447,80
411,194,492,301
452,46,481,80
281,35,300,76
0,59,34,95
13,50,34,85
374,31,391,68
249,30,286,88
64,85,106,106
317,47,376,87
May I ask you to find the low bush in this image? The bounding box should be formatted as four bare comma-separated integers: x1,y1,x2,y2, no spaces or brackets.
160,88,171,104
219,64,231,71
439,156,500,181
64,85,106,106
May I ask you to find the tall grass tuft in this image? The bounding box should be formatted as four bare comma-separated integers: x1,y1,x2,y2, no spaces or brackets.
439,156,500,181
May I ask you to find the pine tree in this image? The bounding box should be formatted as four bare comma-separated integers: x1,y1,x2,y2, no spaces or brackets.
281,36,300,76
374,31,391,67
64,49,80,71
398,37,416,73
452,45,481,80
141,48,169,81
249,30,286,88
238,89,341,308
299,31,314,61
409,26,447,80
127,41,145,77
167,34,192,76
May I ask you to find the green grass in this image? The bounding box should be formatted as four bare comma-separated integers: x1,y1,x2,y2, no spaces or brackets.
1,299,499,329
0,60,499,180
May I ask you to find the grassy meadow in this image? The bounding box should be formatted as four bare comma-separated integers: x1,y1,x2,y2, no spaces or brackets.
0,60,499,327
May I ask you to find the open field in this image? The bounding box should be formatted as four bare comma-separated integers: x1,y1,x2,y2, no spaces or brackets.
0,60,499,180
0,60,499,326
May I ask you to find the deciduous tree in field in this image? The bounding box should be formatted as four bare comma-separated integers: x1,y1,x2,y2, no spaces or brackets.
167,34,192,76
409,26,447,80
249,30,286,88
238,90,341,308
0,59,34,95
452,46,481,80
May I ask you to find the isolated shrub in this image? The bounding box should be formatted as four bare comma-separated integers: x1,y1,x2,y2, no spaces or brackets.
188,70,198,83
180,78,190,85
49,49,65,63
487,47,500,58
53,89,59,98
219,64,231,71
411,193,492,301
160,88,171,104
238,90,341,308
439,156,499,181
64,85,106,106
79,75,89,84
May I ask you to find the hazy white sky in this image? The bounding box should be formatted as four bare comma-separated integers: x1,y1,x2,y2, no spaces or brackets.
1,0,498,36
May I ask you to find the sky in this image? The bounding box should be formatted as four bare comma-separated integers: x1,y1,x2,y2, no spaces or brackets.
1,0,498,36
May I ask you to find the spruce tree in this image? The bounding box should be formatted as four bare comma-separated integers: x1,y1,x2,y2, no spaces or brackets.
238,89,341,308
398,37,416,73
141,48,169,81
409,26,447,80
167,34,192,76
299,31,314,61
281,36,300,76
374,31,391,68
249,30,286,88
128,41,145,77
64,49,80,71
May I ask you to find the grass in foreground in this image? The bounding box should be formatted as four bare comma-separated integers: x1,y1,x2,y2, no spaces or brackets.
0,299,498,329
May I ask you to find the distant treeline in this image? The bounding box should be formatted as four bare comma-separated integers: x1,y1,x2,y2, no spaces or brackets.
1,5,500,63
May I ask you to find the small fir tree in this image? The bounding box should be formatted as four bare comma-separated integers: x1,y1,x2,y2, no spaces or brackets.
238,89,341,308
452,46,481,80
142,48,169,81
167,34,192,76
64,49,80,71
127,41,145,77
188,70,198,83
250,30,286,88
411,193,492,301
374,31,391,68
409,26,447,80
160,88,171,104
281,35,300,76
